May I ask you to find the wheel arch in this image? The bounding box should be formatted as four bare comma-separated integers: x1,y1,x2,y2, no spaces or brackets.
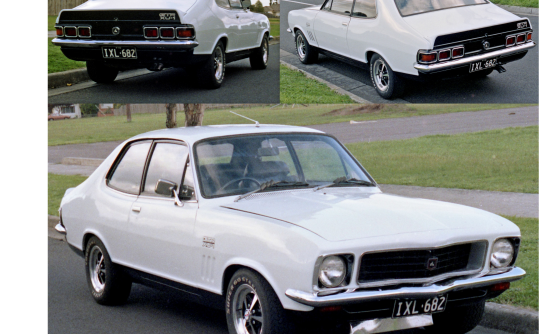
211,34,229,53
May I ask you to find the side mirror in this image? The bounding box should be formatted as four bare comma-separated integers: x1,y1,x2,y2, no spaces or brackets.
180,185,195,200
155,179,177,197
241,0,251,9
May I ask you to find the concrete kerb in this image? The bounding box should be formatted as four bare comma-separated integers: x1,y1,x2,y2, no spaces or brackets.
61,157,104,167
497,5,539,15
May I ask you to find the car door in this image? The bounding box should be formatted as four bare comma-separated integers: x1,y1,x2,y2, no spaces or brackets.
125,141,199,285
313,0,353,57
214,0,242,51
347,0,378,62
229,0,257,50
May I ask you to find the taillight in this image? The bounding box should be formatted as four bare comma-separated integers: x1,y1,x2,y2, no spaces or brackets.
527,32,533,41
160,27,175,39
144,27,159,39
55,27,63,37
438,49,451,61
78,27,91,38
65,27,77,37
418,52,437,64
506,35,516,47
177,27,194,39
489,282,510,292
516,33,526,44
452,47,464,59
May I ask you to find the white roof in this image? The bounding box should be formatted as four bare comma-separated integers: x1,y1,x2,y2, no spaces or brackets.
127,124,324,145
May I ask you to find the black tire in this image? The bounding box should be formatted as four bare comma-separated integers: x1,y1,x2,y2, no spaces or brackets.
86,61,119,83
198,41,225,89
250,34,269,70
225,269,294,334
424,300,485,334
84,237,132,305
294,30,318,64
369,54,405,99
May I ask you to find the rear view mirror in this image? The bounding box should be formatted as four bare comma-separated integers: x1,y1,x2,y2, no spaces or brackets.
241,0,251,8
155,179,177,197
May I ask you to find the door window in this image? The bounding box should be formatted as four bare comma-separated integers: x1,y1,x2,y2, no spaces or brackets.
330,0,354,14
322,0,332,10
143,142,189,197
108,142,151,194
352,0,377,18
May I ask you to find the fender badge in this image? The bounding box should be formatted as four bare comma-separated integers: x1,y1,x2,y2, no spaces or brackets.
159,13,176,20
203,236,215,249
112,27,120,35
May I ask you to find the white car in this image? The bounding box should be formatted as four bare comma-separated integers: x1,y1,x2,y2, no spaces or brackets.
57,125,525,334
287,0,535,99
52,0,271,88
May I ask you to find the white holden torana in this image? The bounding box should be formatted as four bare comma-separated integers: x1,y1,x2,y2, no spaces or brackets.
287,0,536,99
57,125,525,334
52,0,271,88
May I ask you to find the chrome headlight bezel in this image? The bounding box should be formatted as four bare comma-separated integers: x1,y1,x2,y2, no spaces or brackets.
490,237,520,269
314,254,354,289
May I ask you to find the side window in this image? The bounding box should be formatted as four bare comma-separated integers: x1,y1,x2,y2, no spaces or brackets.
143,143,189,197
215,0,231,8
322,0,332,10
229,0,243,9
352,0,377,18
108,142,151,195
330,0,354,14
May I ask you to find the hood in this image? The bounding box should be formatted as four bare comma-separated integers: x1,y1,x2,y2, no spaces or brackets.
75,0,197,13
222,190,503,242
403,3,519,44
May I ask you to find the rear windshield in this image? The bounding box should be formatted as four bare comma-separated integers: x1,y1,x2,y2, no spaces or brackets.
394,0,488,17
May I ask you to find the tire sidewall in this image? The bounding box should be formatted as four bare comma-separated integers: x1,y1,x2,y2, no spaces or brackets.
262,36,269,66
226,270,267,334
84,237,111,301
214,42,226,85
370,54,396,99
295,31,308,63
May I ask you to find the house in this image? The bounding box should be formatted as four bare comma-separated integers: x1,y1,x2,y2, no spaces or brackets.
264,3,280,17
50,104,81,118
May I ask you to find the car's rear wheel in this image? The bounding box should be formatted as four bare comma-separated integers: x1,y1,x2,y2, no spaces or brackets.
226,269,294,334
295,30,318,64
369,54,404,100
250,34,269,70
86,61,119,83
198,41,225,89
423,300,485,334
85,236,131,305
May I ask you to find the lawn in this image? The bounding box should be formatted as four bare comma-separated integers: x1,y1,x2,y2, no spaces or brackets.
269,18,279,38
48,38,86,74
48,104,533,146
490,0,538,7
48,173,88,216
48,15,57,31
346,126,539,193
280,65,355,104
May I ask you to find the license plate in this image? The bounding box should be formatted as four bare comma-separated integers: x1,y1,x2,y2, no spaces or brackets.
101,47,137,59
469,58,497,73
392,295,447,318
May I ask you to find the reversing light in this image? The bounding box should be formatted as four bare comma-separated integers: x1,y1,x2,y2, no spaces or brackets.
160,27,175,39
144,27,158,39
452,47,464,59
516,33,526,44
527,32,532,41
65,27,77,37
438,49,451,61
55,27,63,37
506,35,516,47
78,27,91,38
177,27,194,39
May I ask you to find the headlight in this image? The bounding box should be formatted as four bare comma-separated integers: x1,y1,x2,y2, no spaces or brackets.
491,239,515,268
318,256,346,288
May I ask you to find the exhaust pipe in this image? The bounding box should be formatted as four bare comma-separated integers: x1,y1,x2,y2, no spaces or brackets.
147,63,164,71
495,65,506,73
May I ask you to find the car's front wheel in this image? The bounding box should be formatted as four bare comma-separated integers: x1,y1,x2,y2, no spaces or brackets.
250,35,269,70
198,41,226,89
85,236,132,305
86,61,119,83
369,54,405,99
295,30,318,64
226,269,294,334
424,300,485,334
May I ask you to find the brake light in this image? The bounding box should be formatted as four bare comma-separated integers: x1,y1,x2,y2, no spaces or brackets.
144,27,158,39
452,47,464,59
65,27,77,37
78,27,91,38
56,27,63,37
506,35,516,47
516,33,526,44
177,27,194,39
160,27,175,39
527,32,533,41
438,49,451,61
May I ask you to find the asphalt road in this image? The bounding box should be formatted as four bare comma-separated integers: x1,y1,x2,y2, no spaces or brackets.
48,44,280,104
280,1,539,103
48,238,511,334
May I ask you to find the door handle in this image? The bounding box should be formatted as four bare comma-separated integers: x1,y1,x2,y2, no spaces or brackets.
132,206,141,213
342,22,348,26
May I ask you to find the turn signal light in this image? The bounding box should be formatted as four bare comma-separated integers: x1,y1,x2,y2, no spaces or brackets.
516,33,526,44
177,28,194,38
144,27,158,39
65,27,77,37
160,27,175,39
419,52,437,63
489,282,510,292
506,35,516,47
55,27,63,37
78,27,91,38
527,32,532,41
452,47,464,59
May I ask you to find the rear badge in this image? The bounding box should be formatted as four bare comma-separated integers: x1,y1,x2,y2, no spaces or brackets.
112,27,120,35
160,13,176,20
483,41,490,50
518,22,528,29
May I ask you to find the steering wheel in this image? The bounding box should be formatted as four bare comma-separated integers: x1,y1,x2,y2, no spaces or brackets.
217,177,261,193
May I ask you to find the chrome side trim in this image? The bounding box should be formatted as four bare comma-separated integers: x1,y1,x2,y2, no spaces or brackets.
51,38,199,49
285,267,525,307
55,223,66,234
414,42,535,73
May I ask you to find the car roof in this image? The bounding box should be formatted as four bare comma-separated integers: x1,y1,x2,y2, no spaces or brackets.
127,124,325,145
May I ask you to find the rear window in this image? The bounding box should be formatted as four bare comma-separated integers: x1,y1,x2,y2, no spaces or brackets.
394,0,487,17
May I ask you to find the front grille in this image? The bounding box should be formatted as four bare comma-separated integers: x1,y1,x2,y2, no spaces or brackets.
358,244,472,283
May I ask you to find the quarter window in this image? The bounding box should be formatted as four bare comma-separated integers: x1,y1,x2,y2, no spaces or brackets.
352,0,376,18
215,0,231,8
143,143,189,197
330,0,354,14
108,142,151,195
322,0,333,10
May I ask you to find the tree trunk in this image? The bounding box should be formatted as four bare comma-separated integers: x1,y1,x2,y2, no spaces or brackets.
184,104,205,127
165,104,177,128
126,104,132,122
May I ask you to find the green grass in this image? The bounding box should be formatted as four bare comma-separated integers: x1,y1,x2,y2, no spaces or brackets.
48,104,533,146
280,65,355,104
48,174,88,216
48,16,57,31
346,126,539,193
269,18,279,38
490,0,538,7
493,216,538,310
48,38,86,74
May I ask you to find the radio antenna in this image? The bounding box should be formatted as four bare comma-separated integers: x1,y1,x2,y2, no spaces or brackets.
229,111,260,127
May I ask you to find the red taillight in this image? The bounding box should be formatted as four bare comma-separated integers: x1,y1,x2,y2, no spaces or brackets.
320,306,342,313
452,47,464,59
489,282,510,292
506,35,516,47
160,27,175,39
65,27,77,37
78,27,91,37
516,33,526,44
527,32,533,41
177,28,194,38
419,52,437,63
438,50,451,61
144,27,158,39
56,27,63,36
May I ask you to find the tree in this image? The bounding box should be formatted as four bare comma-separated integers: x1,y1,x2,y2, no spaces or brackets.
165,104,177,128
184,104,205,127
252,0,264,13
126,104,132,122
80,104,99,115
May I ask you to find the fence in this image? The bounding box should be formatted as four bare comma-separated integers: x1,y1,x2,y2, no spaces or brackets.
48,0,87,16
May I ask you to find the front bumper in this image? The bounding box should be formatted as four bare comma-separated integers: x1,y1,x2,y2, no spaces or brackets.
51,38,199,49
286,267,525,307
414,42,535,74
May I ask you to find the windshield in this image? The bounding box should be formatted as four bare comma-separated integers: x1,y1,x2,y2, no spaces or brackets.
394,0,487,17
194,133,373,198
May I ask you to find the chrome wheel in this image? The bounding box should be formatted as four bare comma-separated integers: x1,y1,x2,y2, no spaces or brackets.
233,284,263,334
88,245,106,293
214,46,224,81
262,39,268,65
373,58,390,92
296,34,306,60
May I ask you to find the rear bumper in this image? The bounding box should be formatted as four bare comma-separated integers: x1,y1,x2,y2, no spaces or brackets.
52,38,199,49
414,42,535,74
285,267,525,307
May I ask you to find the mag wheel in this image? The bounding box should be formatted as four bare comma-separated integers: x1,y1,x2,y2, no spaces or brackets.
250,35,269,70
198,41,226,89
294,30,318,64
369,54,404,99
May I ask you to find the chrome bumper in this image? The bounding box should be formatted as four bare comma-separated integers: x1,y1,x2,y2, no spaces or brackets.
285,267,525,307
52,38,199,49
54,223,66,234
414,42,535,73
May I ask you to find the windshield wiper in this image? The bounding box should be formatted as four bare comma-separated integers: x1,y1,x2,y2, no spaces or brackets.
313,177,374,192
235,180,310,202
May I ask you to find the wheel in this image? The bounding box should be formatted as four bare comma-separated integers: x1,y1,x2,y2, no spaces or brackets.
86,61,119,83
85,236,132,305
369,54,405,99
424,300,485,334
250,35,269,70
198,41,225,89
225,269,294,334
294,30,318,64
